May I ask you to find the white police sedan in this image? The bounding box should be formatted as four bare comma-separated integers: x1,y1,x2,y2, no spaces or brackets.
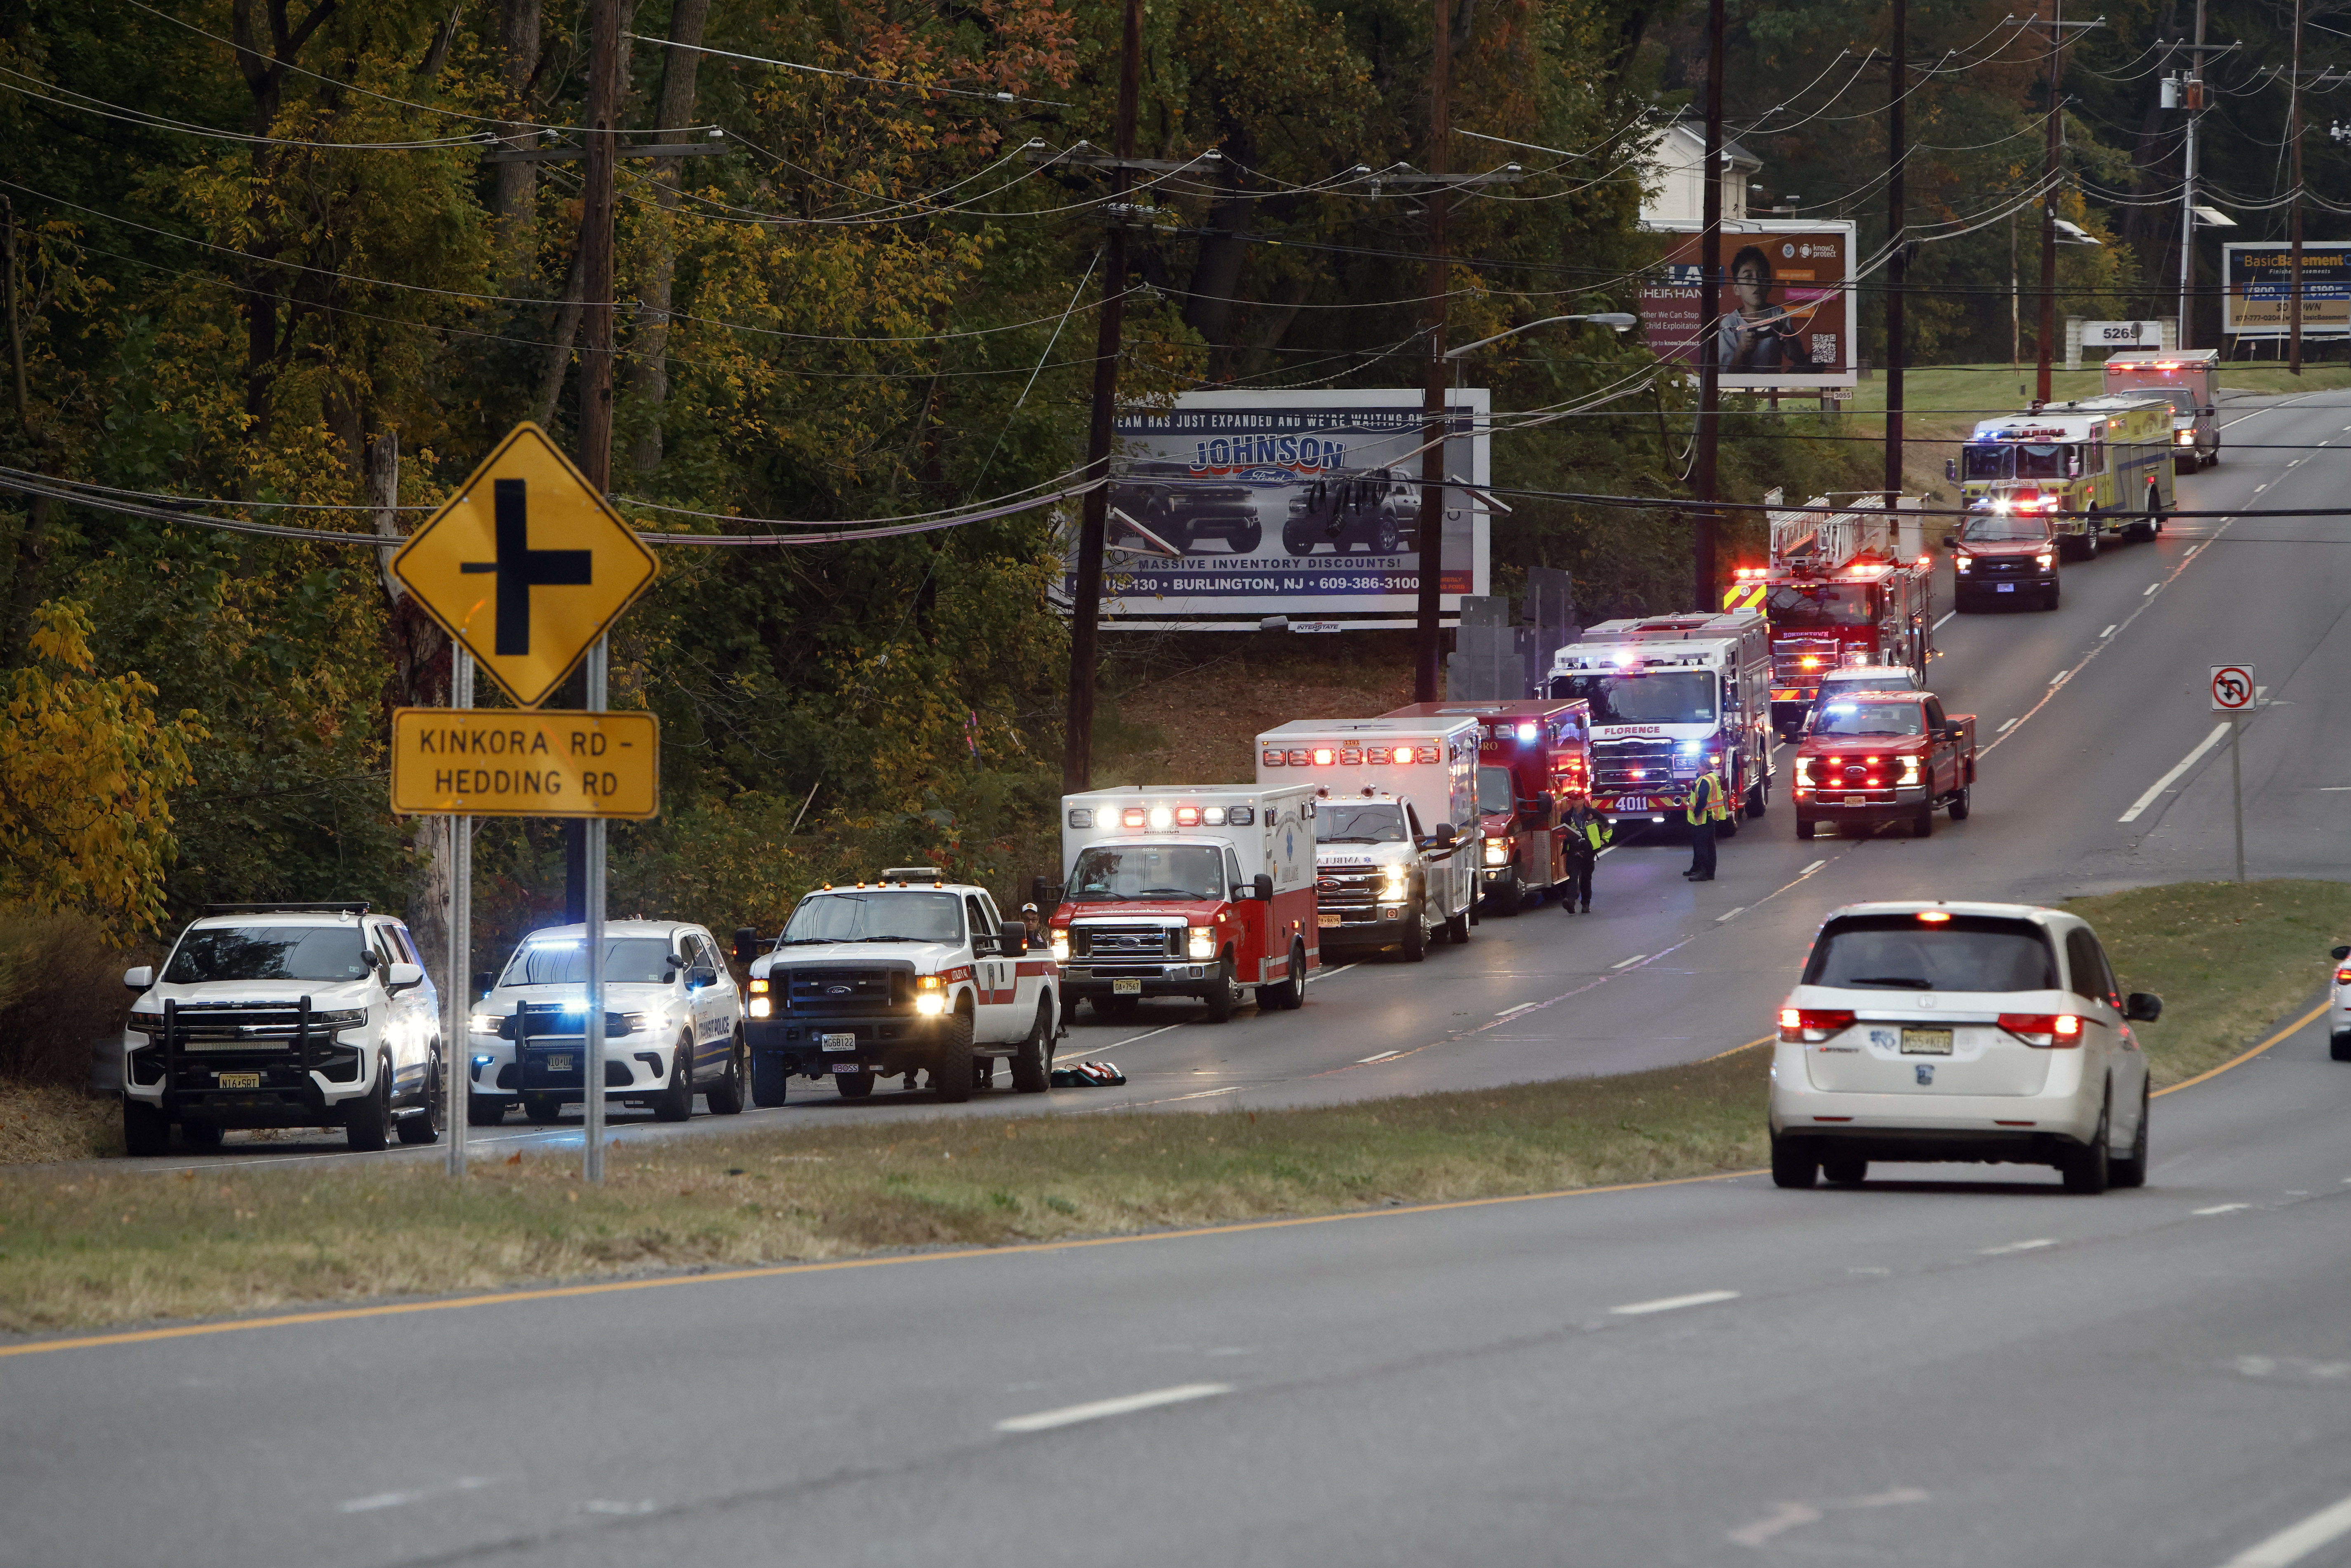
1771,901,2160,1193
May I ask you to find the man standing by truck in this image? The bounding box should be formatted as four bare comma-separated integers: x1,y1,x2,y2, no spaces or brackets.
1684,767,1729,882
1560,790,1610,914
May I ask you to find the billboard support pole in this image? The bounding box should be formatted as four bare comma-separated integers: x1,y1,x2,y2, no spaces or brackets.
1062,0,1143,792
1883,0,1906,511
2289,0,2304,377
1691,0,1724,615
1414,0,1453,702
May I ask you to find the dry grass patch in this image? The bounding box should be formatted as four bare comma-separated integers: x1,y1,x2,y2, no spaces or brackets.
2066,878,2351,1086
0,1084,119,1165
0,1052,1768,1334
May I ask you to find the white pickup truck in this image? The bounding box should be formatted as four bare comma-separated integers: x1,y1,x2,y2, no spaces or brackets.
742,870,1060,1103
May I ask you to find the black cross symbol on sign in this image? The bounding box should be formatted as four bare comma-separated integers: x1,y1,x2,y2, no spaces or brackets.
459,478,593,655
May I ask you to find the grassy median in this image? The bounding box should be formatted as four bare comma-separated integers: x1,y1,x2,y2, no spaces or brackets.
0,878,2342,1333
2065,878,2350,1087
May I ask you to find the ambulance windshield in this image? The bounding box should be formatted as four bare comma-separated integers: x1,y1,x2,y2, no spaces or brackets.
1477,765,1516,815
1549,671,1717,726
1765,583,1875,628
1314,802,1408,844
1067,845,1226,902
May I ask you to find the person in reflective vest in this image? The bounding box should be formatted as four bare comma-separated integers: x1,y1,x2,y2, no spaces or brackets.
1684,768,1729,883
1559,791,1611,915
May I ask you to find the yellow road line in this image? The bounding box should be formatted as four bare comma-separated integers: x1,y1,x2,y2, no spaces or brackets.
1706,1035,1775,1061
0,1168,1762,1362
2152,1001,2329,1098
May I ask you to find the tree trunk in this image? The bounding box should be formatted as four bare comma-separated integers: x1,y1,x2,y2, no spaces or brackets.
534,242,587,429
368,428,456,967
495,0,543,286
626,0,711,478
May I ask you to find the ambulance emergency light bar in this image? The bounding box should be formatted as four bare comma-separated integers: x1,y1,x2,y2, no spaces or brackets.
1555,652,1713,670
1065,802,1257,829
1262,743,1444,767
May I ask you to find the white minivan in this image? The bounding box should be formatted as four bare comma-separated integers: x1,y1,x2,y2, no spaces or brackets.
1771,901,2160,1193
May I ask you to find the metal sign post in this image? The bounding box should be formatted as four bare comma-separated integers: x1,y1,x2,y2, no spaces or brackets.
446,647,474,1177
2210,664,2254,884
584,636,608,1184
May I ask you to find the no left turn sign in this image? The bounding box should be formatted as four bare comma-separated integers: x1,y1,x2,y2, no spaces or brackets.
2210,664,2256,712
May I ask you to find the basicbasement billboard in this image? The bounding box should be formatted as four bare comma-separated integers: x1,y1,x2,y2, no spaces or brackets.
1063,388,1491,631
1637,219,1858,391
2222,242,2351,339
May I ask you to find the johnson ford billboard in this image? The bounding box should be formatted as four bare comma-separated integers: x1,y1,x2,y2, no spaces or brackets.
1063,388,1491,630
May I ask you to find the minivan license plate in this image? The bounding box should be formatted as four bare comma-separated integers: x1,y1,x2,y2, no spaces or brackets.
1901,1028,1953,1055
820,1033,857,1052
1112,979,1143,994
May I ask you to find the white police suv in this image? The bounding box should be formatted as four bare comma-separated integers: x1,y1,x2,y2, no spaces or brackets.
465,920,746,1125
1771,900,2160,1193
120,902,443,1155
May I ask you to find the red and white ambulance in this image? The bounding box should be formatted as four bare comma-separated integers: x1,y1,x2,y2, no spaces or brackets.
1384,699,1594,913
1050,784,1320,1024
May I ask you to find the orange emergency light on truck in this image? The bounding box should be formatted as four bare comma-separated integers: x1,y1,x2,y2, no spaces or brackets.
1051,785,1319,1024
1384,698,1593,914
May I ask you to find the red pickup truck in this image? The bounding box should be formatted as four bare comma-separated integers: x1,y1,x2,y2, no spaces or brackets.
1791,690,1976,839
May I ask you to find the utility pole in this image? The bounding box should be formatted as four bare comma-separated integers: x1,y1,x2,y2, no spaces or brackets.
2290,0,2305,376
2037,0,2062,405
1415,0,1453,699
1883,0,1906,511
1692,0,1724,614
1062,0,1143,792
2178,0,2207,349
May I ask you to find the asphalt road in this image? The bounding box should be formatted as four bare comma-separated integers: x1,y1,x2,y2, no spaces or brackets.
99,384,2351,1167
9,391,2351,1568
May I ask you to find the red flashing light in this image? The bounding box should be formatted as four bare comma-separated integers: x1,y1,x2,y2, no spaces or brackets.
2335,966,2351,986
1174,806,1201,827
1915,910,1952,923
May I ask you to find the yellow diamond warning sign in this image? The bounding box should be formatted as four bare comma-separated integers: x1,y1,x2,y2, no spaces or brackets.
390,709,660,819
389,423,658,708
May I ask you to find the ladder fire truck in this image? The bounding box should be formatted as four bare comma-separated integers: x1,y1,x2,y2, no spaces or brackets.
1729,496,1935,742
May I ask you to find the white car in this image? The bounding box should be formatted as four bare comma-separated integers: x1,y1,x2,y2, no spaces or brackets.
120,902,443,1154
1770,900,2160,1193
2330,943,2351,1061
466,920,745,1125
744,872,1059,1104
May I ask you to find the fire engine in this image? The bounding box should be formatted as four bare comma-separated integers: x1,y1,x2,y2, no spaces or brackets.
1733,497,1935,742
1547,610,1773,828
1949,395,2177,558
1256,717,1479,961
1050,785,1320,1022
1384,699,1594,914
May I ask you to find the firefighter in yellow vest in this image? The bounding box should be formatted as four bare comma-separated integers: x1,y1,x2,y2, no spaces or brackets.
1684,766,1729,883
1559,790,1611,915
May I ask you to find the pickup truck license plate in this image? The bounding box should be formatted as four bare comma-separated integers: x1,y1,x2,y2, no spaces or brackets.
1112,979,1143,994
1901,1028,1954,1055
1844,795,1867,806
820,1033,857,1052
830,1061,862,1074
1317,912,1343,928
547,1053,574,1071
217,1071,260,1089
1996,583,2016,593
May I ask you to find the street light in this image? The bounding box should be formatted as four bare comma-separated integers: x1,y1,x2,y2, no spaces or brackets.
1443,313,1639,360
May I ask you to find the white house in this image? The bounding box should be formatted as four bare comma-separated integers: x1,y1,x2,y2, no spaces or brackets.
1637,119,1762,227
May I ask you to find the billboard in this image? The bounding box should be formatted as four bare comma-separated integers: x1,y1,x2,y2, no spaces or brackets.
1066,389,1491,631
2222,243,2351,339
1636,220,1857,390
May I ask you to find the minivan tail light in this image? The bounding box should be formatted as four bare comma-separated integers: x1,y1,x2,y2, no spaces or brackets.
1779,1007,1856,1043
2335,966,2351,986
1999,1012,2082,1047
